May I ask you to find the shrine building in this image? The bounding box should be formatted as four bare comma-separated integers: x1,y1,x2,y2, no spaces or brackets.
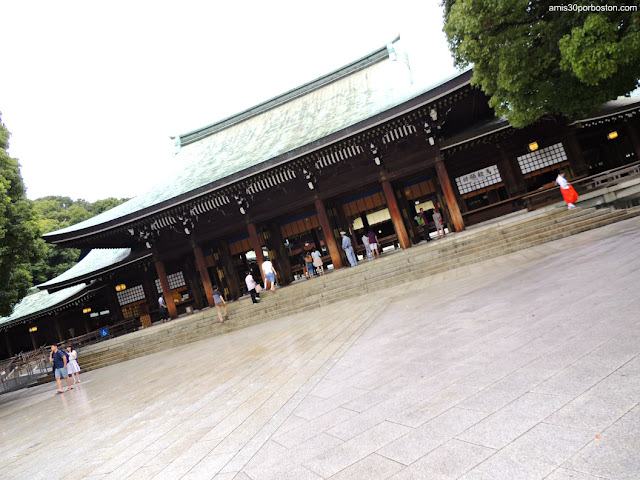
2,38,639,358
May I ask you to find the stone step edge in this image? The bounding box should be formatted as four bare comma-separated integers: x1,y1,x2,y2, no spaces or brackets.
81,209,635,358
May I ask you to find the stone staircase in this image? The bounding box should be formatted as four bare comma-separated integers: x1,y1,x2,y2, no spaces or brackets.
76,205,640,373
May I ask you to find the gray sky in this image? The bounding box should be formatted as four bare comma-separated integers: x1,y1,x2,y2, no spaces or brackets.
1,0,458,202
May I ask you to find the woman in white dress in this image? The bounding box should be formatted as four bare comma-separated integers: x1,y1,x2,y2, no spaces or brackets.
432,208,445,239
66,346,81,384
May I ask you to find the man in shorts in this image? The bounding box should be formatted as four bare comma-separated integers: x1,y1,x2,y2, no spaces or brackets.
50,344,73,394
262,259,278,291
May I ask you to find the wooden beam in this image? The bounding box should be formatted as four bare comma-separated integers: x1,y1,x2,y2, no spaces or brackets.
497,146,527,196
626,122,640,161
154,258,178,319
263,223,293,286
381,180,411,249
192,241,214,307
183,258,204,311
54,317,64,344
4,330,13,358
216,240,241,300
314,198,343,269
247,223,265,280
564,130,589,176
107,285,124,324
435,154,465,232
29,328,38,351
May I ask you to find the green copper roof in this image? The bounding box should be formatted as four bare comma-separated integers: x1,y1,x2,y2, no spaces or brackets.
45,41,470,240
38,248,134,289
0,284,88,329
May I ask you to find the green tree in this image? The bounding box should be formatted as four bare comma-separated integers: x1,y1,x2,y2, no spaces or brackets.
443,1,640,127
30,195,129,284
0,115,43,316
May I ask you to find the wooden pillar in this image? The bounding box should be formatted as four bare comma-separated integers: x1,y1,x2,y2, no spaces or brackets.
626,122,640,161
183,259,204,310
360,213,370,232
192,241,214,307
142,277,159,320
247,223,264,279
83,316,91,334
497,147,527,197
397,187,420,245
53,318,64,344
314,198,343,269
216,240,241,300
154,258,178,319
4,330,13,357
564,131,589,176
264,223,293,286
434,154,465,232
381,180,411,249
107,286,124,323
29,329,38,351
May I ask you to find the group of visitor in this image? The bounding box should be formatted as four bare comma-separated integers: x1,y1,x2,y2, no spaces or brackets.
301,244,325,279
416,206,445,242
340,228,381,267
243,257,278,305
50,344,81,394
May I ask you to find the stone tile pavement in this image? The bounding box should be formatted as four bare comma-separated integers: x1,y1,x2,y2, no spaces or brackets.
1,217,640,480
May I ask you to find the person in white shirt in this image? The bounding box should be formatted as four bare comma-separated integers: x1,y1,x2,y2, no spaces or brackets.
245,271,261,304
432,208,445,239
555,171,578,209
261,259,277,291
311,248,325,274
361,234,372,260
341,231,358,267
158,295,169,323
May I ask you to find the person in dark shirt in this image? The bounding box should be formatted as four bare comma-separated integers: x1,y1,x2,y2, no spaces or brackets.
367,230,379,259
50,344,73,394
419,208,432,243
211,285,228,323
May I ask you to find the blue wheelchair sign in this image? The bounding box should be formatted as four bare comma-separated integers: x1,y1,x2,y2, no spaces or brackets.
100,328,109,338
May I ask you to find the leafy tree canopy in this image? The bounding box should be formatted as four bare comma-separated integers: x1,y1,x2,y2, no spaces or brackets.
442,1,640,127
30,195,129,284
0,115,129,315
0,115,42,316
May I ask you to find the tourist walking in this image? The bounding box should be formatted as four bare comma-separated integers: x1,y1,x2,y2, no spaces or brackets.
50,344,73,394
432,208,445,239
212,285,228,323
419,208,432,243
366,229,379,259
245,271,261,304
556,171,578,209
262,259,278,291
340,231,358,267
158,295,169,323
361,233,372,260
65,346,81,384
312,247,325,274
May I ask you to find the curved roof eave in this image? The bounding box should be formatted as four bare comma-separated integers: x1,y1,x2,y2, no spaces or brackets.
0,283,106,330
37,248,152,292
568,97,640,125
43,67,474,245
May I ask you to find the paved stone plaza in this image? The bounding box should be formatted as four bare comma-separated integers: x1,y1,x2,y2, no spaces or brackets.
1,217,639,480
